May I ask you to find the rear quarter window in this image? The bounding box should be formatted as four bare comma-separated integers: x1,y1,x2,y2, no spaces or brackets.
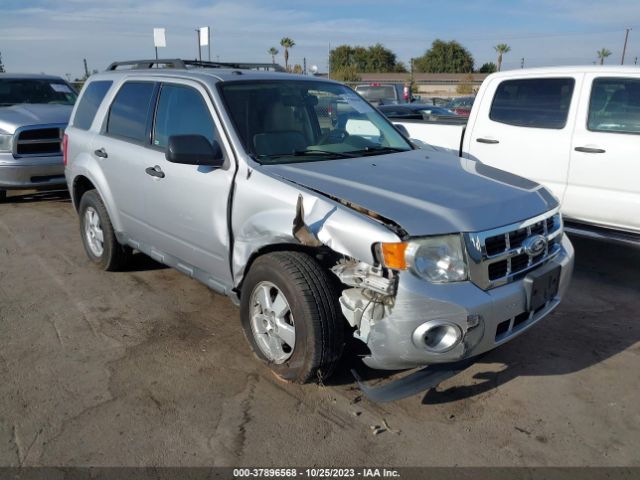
73,80,113,130
490,78,575,129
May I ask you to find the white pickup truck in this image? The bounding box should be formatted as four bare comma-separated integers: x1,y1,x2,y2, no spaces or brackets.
394,66,640,244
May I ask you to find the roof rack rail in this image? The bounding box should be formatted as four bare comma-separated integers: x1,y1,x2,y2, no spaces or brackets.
106,59,286,72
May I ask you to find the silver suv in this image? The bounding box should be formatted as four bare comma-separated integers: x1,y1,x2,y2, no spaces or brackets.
0,74,76,201
64,60,574,387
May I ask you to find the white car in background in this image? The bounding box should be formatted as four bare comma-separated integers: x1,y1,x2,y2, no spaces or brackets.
394,66,640,244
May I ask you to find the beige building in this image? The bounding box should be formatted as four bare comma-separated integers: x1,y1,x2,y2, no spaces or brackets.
352,72,489,96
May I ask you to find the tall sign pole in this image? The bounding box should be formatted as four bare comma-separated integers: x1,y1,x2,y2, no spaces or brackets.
198,27,209,62
195,29,201,61
153,28,166,61
621,27,632,65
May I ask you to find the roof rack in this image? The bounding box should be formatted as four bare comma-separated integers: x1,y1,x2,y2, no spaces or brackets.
106,59,286,72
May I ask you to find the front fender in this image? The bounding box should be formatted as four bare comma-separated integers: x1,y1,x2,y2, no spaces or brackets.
231,169,401,286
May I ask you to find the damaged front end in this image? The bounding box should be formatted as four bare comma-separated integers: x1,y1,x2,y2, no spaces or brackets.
288,192,479,374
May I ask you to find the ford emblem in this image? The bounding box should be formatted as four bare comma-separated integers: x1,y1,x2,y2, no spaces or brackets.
523,234,547,256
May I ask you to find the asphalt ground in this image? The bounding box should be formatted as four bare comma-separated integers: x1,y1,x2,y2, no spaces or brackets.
0,189,638,466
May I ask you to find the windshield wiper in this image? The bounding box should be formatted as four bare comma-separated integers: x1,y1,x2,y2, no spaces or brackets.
257,149,356,160
294,149,357,158
349,146,410,156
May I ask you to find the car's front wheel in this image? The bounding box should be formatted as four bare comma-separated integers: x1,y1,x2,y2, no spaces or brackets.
240,251,344,383
78,190,130,271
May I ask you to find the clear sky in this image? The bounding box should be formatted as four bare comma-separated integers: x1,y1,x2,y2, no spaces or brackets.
1,0,638,79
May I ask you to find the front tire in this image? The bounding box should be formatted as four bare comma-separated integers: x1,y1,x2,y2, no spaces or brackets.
78,190,130,271
240,251,344,384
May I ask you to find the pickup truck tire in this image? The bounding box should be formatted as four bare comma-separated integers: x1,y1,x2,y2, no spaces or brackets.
78,190,130,271
240,251,344,384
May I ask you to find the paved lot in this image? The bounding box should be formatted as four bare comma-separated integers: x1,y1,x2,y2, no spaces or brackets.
0,189,638,467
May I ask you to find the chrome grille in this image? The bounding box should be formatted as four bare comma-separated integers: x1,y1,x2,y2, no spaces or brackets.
465,209,563,290
13,124,66,157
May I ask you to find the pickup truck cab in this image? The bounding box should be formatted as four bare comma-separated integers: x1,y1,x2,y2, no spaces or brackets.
0,74,77,201
64,60,574,386
394,66,640,242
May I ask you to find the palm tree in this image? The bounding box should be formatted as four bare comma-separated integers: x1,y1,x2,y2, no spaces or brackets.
268,47,279,65
597,48,612,65
494,43,511,72
280,37,295,71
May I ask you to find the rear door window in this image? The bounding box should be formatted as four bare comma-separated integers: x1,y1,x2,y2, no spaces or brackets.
106,81,156,143
152,84,218,149
490,78,575,129
73,80,112,130
588,77,640,134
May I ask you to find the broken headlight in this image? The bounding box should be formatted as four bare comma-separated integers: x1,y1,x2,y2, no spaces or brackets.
377,235,468,283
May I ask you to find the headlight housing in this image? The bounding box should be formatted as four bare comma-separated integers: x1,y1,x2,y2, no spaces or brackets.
377,234,469,283
0,130,13,153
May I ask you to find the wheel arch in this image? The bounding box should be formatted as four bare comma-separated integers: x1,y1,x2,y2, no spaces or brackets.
68,166,123,233
234,243,329,299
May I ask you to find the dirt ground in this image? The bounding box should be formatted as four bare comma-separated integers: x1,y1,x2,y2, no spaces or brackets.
0,189,638,467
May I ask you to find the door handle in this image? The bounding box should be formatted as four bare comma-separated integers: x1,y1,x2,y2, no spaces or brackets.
476,138,499,144
94,148,108,158
145,165,165,179
574,146,606,154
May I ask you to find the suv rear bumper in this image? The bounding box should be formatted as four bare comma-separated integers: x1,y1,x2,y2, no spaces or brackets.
0,153,66,189
362,234,575,370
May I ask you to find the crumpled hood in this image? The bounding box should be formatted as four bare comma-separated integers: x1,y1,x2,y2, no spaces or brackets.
263,149,558,236
0,104,72,132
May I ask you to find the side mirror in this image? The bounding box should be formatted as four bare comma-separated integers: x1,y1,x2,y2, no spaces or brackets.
394,123,410,138
165,135,224,167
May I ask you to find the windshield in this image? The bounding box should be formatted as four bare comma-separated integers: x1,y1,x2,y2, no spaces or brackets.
219,80,411,164
0,79,77,106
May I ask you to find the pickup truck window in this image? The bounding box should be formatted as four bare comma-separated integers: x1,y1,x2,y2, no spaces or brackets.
0,78,77,107
153,84,218,148
106,82,156,143
73,80,112,130
490,78,575,129
219,80,411,164
355,85,397,103
588,77,640,135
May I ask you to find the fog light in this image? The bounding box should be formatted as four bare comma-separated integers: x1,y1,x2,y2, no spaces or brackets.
412,321,462,353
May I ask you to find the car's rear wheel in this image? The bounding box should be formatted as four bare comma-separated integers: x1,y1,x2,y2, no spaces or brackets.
240,251,344,383
78,190,130,271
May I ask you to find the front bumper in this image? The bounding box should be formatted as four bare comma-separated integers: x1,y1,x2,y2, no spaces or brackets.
363,234,575,370
0,153,66,189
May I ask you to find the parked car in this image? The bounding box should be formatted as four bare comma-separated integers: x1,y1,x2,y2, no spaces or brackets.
0,74,77,201
446,96,475,116
354,83,414,105
65,60,574,389
378,103,458,120
393,66,640,244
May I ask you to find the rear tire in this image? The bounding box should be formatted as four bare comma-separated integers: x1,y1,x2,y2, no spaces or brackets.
240,251,344,384
78,190,130,271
